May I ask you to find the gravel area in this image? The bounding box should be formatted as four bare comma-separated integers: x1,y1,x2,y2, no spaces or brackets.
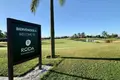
0,65,53,80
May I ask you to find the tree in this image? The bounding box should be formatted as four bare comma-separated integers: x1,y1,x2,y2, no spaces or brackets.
4,32,7,38
111,33,118,38
0,30,4,38
96,35,101,38
81,32,85,38
31,0,65,58
71,34,78,39
107,34,111,38
74,34,78,38
78,33,81,38
102,31,108,38
0,30,2,38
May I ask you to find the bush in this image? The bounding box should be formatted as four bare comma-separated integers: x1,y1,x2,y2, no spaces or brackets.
79,38,86,42
70,38,86,42
105,40,112,43
95,41,100,43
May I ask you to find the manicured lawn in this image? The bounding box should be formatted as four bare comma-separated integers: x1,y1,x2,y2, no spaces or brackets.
1,39,120,80
0,41,61,76
41,39,120,80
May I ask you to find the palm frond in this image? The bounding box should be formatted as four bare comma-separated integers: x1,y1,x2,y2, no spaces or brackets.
59,0,65,6
30,0,40,14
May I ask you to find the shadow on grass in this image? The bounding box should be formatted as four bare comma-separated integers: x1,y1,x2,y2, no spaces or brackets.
55,58,65,67
55,42,65,44
0,45,7,47
46,55,61,59
62,57,120,61
16,63,39,77
43,57,65,67
16,56,64,77
42,42,65,45
48,70,102,80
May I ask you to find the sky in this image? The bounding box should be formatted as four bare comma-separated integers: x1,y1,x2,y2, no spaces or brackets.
0,0,120,37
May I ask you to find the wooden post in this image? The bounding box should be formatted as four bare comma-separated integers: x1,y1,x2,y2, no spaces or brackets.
7,18,14,80
39,26,42,69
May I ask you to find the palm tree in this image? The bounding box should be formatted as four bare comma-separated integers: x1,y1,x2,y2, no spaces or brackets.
102,31,108,38
78,33,81,38
73,34,78,38
81,32,85,38
31,0,65,58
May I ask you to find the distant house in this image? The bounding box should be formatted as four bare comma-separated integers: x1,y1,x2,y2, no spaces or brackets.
118,35,120,38
0,38,7,42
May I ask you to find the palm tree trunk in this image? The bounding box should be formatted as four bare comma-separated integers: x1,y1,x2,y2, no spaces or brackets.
50,0,55,58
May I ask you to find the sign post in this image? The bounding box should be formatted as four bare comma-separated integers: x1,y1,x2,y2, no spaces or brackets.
7,18,41,80
39,25,42,69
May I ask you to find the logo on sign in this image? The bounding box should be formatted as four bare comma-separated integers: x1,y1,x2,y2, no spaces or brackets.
21,39,35,55
26,39,31,46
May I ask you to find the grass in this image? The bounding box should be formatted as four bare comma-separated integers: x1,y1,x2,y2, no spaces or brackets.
41,39,120,80
1,39,120,80
0,41,61,76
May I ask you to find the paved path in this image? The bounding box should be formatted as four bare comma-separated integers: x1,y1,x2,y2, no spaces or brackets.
0,65,52,80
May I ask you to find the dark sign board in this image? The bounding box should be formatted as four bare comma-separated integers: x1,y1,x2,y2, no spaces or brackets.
7,18,42,80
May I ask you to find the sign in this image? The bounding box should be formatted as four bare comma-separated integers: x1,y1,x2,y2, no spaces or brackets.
7,18,42,80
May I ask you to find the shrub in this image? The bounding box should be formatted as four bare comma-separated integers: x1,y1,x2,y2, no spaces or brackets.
95,41,100,43
105,40,112,43
79,38,86,42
